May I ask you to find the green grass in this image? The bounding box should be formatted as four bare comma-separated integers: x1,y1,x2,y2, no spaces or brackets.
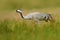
0,7,60,40
0,19,60,40
0,0,60,40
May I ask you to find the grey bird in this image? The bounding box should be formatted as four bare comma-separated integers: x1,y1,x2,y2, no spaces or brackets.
16,9,53,24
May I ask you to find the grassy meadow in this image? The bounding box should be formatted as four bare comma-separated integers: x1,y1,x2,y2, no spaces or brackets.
0,0,60,40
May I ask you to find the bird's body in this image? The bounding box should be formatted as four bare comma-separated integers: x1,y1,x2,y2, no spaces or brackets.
24,12,48,20
16,9,53,24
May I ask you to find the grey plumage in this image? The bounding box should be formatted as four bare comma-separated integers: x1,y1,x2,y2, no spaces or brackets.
16,9,53,24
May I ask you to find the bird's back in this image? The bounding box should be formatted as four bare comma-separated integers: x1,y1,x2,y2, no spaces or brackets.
24,12,46,20
26,12,42,16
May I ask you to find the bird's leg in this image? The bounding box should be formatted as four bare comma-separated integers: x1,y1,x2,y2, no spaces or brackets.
34,19,40,24
37,21,40,24
32,16,40,24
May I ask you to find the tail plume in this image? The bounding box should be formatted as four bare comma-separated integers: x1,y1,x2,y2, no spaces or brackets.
48,14,55,23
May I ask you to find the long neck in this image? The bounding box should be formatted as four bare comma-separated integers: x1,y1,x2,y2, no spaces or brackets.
19,12,24,19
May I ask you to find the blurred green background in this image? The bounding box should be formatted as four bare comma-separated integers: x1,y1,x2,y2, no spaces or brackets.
0,0,60,40
0,0,60,10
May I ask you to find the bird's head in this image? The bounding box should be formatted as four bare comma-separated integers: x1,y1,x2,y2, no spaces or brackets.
16,9,23,14
16,9,24,19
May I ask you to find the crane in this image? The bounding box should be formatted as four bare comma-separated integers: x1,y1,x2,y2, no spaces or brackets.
16,9,53,24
